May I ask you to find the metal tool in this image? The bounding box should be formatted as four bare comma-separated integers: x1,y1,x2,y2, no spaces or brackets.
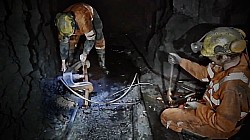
60,60,93,108
61,71,93,92
82,60,90,108
167,63,174,106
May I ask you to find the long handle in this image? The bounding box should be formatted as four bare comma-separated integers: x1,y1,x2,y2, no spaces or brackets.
168,63,174,92
167,63,174,105
83,63,89,107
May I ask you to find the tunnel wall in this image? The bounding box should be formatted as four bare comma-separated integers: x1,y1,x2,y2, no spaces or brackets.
0,0,250,139
143,0,250,93
0,0,158,139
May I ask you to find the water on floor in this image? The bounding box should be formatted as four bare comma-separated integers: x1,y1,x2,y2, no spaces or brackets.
39,44,144,139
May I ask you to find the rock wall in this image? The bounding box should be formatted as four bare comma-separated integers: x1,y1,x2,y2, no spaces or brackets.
0,0,59,139
142,0,250,93
0,0,157,139
0,0,250,139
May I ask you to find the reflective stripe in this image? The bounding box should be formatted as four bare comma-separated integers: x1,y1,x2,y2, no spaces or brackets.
241,112,248,118
89,6,94,21
177,121,184,127
95,46,105,49
205,72,250,107
207,63,214,78
85,30,96,40
204,94,213,107
221,72,249,84
201,78,209,82
208,88,213,94
82,4,94,21
166,120,172,129
95,38,105,49
208,88,220,106
213,83,219,92
209,81,213,87
207,81,220,106
210,95,220,105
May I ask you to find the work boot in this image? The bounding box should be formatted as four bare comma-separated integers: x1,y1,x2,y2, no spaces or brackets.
96,49,109,74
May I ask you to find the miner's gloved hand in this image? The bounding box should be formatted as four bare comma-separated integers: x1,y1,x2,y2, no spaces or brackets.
185,101,200,109
61,60,67,72
168,53,182,65
80,53,87,63
191,42,203,53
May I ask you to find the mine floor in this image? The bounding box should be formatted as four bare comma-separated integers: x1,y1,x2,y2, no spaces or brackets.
39,34,250,140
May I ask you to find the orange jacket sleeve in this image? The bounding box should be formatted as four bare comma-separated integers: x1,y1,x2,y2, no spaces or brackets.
180,58,209,81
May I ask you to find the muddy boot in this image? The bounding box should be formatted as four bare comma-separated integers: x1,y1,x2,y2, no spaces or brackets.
96,49,109,74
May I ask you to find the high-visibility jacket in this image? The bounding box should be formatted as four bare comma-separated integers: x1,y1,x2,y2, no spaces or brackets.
59,3,105,50
161,54,250,139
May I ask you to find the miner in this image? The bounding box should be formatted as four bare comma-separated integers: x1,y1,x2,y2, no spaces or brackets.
161,27,250,139
55,3,106,72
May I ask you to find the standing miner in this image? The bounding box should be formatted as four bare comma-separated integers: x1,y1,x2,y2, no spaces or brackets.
55,3,106,72
161,27,250,139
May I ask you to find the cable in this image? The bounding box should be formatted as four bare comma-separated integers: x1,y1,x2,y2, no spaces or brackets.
59,73,153,105
106,73,137,103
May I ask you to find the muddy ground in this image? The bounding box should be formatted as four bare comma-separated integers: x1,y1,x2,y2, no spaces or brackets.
39,43,158,140
38,35,250,140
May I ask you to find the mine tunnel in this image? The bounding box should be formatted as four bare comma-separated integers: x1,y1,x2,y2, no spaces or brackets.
1,0,250,139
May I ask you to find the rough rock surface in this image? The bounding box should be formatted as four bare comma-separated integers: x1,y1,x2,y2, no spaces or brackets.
1,0,250,139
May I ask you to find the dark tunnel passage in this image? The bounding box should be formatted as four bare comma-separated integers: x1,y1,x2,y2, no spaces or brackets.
1,0,250,139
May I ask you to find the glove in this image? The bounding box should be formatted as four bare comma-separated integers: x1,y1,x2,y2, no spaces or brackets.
185,101,200,109
191,42,203,53
80,53,87,62
61,59,67,72
168,53,182,64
